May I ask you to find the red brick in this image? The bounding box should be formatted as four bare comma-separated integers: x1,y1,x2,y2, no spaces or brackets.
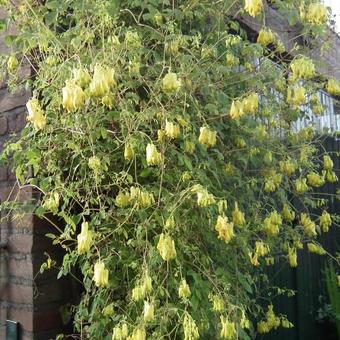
8,257,33,279
0,115,7,135
8,234,33,254
8,283,33,304
7,305,33,332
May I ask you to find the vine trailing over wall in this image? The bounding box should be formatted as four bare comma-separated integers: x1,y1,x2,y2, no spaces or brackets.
0,0,339,339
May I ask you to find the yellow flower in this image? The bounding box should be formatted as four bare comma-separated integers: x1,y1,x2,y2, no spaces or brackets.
326,78,340,96
90,65,116,97
112,323,129,340
281,318,294,329
162,72,181,93
183,313,199,340
307,172,325,187
157,233,177,261
88,156,101,172
287,86,306,106
264,172,282,193
77,222,93,254
124,142,135,161
257,28,276,46
102,95,114,108
7,54,18,72
115,191,130,208
290,57,315,81
43,192,60,212
103,303,114,317
266,257,275,266
324,169,338,183
165,120,180,139
132,286,145,301
244,0,263,17
279,159,296,176
243,92,259,114
146,143,161,166
288,246,297,267
215,215,235,244
143,301,155,322
300,213,317,237
307,243,326,255
282,204,295,222
220,316,237,339
240,311,250,329
323,155,333,170
232,202,245,226
198,126,217,147
178,279,191,299
26,98,47,130
248,251,259,266
320,211,331,232
62,79,85,111
295,178,308,193
129,187,155,209
307,3,327,25
129,327,146,340
255,241,270,257
225,53,239,66
225,162,235,175
196,188,215,207
229,100,244,120
210,295,225,312
93,261,109,288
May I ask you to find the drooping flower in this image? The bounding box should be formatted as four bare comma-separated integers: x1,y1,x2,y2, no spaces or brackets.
229,100,244,119
132,286,145,301
215,215,235,244
323,155,334,170
307,243,326,255
257,28,276,46
281,204,295,222
162,72,181,93
129,327,146,340
26,98,47,130
287,86,306,106
307,172,325,187
183,313,199,340
288,246,297,267
88,156,101,172
73,68,91,88
210,295,225,312
243,92,259,114
306,3,327,25
255,241,270,257
143,301,155,322
320,210,332,232
290,57,315,81
157,233,177,261
115,191,130,208
300,213,317,237
198,126,217,147
326,78,340,96
77,222,93,254
90,65,116,97
178,279,191,299
165,120,180,139
232,202,245,226
225,53,239,66
7,54,18,72
146,143,161,166
295,178,308,193
196,187,216,207
124,142,135,161
93,261,109,288
112,323,129,340
62,80,85,111
279,159,297,176
220,316,237,339
244,0,263,17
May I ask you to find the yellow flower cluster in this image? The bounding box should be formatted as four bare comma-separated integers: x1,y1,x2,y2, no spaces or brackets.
162,72,181,93
157,233,177,261
43,192,60,212
264,211,282,236
115,187,154,209
93,261,109,288
281,204,295,222
143,301,155,322
287,246,297,267
127,327,146,340
220,316,237,339
323,169,338,183
146,143,161,166
287,86,306,106
264,172,282,193
215,215,235,244
88,156,101,172
195,186,216,207
90,65,116,97
165,120,180,139
225,53,239,66
279,159,297,176
77,222,93,254
7,54,18,72
320,211,332,232
300,213,317,237
62,79,85,111
306,3,327,25
244,0,263,17
295,178,308,193
124,143,135,161
178,279,191,299
257,28,276,46
257,305,281,334
112,323,129,340
229,92,259,119
249,241,270,266
183,313,200,340
198,126,217,147
323,155,334,170
232,202,245,226
132,272,153,302
326,78,340,96
307,243,326,255
26,98,47,130
307,172,325,187
290,57,315,81
210,294,225,312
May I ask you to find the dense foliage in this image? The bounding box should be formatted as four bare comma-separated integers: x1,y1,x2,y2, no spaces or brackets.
1,0,339,339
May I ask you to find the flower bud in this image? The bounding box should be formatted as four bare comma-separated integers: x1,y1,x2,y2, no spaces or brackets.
77,222,93,254
178,279,191,299
146,143,161,166
157,233,177,261
93,261,109,287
